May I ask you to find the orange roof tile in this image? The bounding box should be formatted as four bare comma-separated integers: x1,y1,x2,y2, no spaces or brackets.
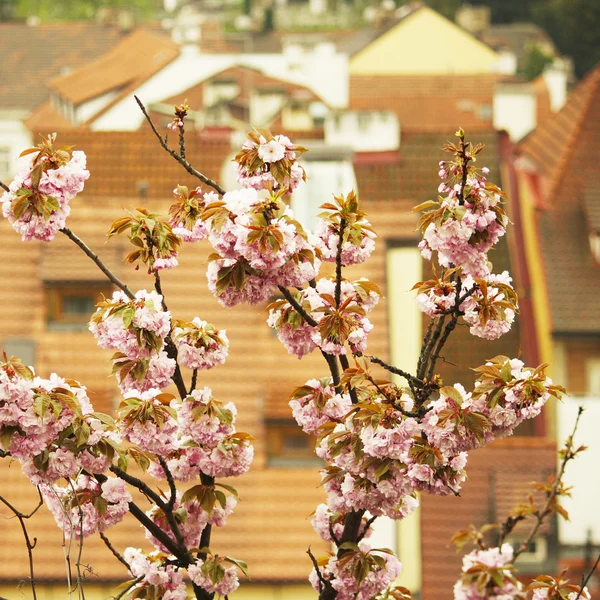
349,74,503,132
48,29,179,106
0,22,125,112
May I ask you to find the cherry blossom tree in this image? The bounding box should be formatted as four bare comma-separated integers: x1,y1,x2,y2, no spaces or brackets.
0,107,595,600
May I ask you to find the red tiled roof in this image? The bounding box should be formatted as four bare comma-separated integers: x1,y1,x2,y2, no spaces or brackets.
349,74,503,132
518,64,600,334
48,29,179,106
0,22,125,112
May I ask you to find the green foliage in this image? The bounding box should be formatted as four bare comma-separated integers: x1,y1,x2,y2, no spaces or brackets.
13,0,158,21
521,44,554,81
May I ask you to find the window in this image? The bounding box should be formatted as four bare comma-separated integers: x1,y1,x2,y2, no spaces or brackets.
265,420,321,467
46,282,112,331
0,146,10,179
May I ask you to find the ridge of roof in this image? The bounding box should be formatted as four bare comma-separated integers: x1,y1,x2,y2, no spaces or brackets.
518,64,600,201
48,28,179,105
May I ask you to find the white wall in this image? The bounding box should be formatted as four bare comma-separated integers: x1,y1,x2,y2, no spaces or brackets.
493,86,537,142
325,111,400,152
291,159,357,231
0,112,34,181
92,47,348,131
557,396,600,546
75,89,120,125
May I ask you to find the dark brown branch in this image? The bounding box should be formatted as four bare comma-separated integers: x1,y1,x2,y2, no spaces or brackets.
308,547,333,594
278,285,318,327
60,228,135,299
0,179,9,192
189,369,198,394
334,218,346,308
158,456,177,512
366,355,426,389
109,466,188,556
134,96,225,195
100,532,130,571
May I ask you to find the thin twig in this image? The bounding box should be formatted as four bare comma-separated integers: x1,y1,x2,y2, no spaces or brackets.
575,553,600,600
512,407,584,558
134,96,225,195
60,228,135,299
307,547,332,594
366,355,426,389
113,576,143,600
99,532,130,570
0,180,9,192
0,489,43,600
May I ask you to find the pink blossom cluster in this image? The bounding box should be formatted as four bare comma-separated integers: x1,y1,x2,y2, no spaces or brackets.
172,317,229,370
313,214,376,266
146,387,253,482
268,278,379,358
117,388,179,455
415,271,518,341
0,360,117,485
453,544,524,600
309,542,402,600
1,145,89,242
418,167,508,278
169,185,215,242
234,132,306,192
188,556,240,597
123,548,187,600
289,378,352,434
42,475,131,539
88,289,175,393
204,188,319,307
461,272,517,340
532,587,591,600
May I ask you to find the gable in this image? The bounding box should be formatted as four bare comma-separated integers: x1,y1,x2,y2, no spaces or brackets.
350,6,499,75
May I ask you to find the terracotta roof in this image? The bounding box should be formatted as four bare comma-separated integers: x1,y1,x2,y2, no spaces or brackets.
0,22,125,112
518,64,600,334
519,67,600,199
48,29,179,106
349,74,502,131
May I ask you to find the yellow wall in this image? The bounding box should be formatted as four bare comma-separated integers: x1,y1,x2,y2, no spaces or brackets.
350,6,499,75
386,246,423,592
512,168,557,438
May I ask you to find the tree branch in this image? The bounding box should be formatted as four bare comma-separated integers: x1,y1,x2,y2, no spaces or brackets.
99,532,130,571
0,180,9,192
134,96,225,196
60,228,135,299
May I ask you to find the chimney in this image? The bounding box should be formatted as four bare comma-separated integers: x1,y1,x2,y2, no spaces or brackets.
543,60,568,113
456,4,491,38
